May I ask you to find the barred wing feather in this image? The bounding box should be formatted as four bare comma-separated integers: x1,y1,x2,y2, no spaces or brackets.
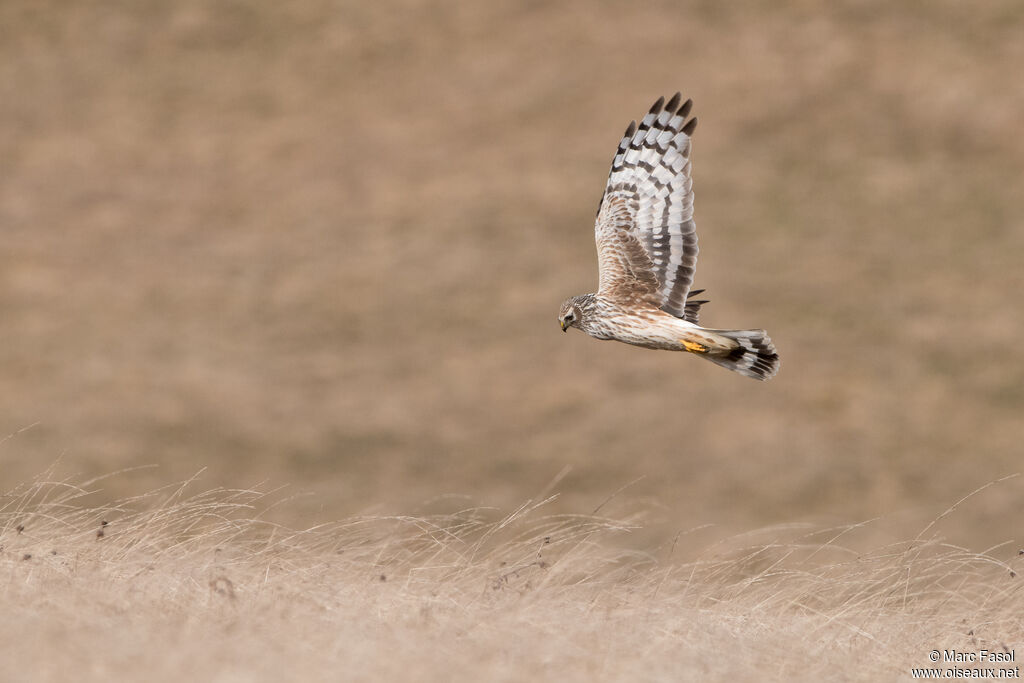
594,93,699,318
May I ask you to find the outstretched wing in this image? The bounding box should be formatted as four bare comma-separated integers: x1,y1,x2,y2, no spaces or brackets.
594,93,699,317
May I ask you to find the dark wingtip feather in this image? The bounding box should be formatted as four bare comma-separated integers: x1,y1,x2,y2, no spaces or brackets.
687,288,705,298
624,120,636,137
648,95,665,115
678,98,693,119
665,92,682,113
682,116,697,136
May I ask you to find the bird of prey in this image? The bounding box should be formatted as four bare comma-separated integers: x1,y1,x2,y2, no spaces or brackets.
558,93,779,380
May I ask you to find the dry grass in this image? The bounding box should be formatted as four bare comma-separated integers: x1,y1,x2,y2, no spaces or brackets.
3,473,1021,682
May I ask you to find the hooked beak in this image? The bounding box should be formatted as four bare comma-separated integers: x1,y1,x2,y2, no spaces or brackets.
560,320,569,332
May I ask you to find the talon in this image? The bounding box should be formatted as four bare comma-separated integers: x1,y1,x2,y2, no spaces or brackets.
681,340,709,354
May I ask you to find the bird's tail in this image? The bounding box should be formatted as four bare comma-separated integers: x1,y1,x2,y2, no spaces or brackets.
701,329,780,381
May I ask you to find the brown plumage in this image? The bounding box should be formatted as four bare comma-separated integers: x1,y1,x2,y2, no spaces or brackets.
558,94,779,381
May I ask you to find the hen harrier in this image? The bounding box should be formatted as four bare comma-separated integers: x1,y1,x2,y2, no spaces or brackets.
558,93,779,380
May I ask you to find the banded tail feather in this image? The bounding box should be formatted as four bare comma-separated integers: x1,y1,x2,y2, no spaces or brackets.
702,329,780,381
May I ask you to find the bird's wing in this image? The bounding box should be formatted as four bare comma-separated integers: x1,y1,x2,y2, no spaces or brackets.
594,93,699,316
594,192,663,306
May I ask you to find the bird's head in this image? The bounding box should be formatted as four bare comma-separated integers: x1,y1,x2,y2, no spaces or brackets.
558,294,592,332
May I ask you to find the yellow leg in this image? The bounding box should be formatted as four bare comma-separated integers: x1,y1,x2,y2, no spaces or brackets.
681,340,709,354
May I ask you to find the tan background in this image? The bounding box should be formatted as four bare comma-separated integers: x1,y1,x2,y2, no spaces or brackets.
2,0,1022,547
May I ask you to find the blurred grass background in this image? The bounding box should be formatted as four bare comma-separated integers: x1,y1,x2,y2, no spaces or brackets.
1,0,1022,547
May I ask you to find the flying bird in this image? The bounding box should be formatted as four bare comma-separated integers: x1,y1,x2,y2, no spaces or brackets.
558,93,779,380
